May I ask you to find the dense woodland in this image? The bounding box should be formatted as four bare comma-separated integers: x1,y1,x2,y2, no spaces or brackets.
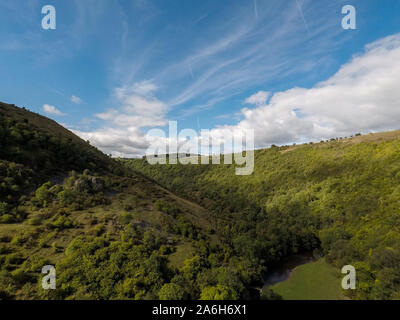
1,102,399,300
126,131,400,300
0,103,260,300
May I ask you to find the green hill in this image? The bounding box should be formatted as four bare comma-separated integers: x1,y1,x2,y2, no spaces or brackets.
1,103,247,300
2,101,399,300
125,130,400,300
0,102,120,175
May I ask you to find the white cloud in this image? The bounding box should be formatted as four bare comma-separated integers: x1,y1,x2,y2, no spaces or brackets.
71,95,83,104
224,33,400,147
97,80,168,127
74,127,148,157
120,80,158,97
244,91,270,106
153,0,346,115
75,33,400,157
42,104,65,116
74,80,168,157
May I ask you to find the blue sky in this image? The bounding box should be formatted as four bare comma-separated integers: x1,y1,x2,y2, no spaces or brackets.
1,0,400,156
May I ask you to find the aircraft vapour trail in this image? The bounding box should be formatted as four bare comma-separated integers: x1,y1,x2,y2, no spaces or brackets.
295,0,311,37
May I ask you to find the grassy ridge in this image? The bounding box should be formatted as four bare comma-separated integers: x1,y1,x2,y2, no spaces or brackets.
0,103,261,300
126,131,400,300
2,102,400,300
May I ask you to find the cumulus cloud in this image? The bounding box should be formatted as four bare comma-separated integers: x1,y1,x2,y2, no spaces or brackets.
76,33,400,157
97,80,167,128
222,33,400,147
43,104,65,116
75,127,148,157
74,80,168,157
71,95,83,104
244,91,270,106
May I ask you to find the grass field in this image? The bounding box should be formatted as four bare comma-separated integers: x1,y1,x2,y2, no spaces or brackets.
267,259,346,300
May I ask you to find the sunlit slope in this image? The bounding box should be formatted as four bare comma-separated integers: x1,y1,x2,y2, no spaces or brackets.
0,102,226,300
126,130,400,300
0,102,119,178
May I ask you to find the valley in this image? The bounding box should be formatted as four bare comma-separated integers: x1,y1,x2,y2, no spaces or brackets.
1,102,400,300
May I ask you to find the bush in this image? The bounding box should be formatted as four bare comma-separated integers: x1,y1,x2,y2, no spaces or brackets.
0,202,8,215
49,216,76,230
88,224,105,236
11,269,33,285
34,182,52,207
119,212,133,225
5,253,25,265
57,189,76,207
0,214,14,224
11,235,27,246
158,283,186,300
27,216,42,226
159,245,174,255
124,204,133,211
261,288,283,300
200,284,238,300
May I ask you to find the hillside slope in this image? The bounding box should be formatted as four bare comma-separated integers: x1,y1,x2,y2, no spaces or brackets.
0,103,247,300
0,102,120,174
126,130,400,300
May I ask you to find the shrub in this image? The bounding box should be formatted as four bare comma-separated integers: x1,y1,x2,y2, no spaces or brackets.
0,214,14,224
27,216,42,226
34,182,52,207
200,284,238,300
159,245,174,255
5,252,25,265
11,269,33,285
88,224,105,236
124,204,133,211
50,215,75,230
261,288,283,300
11,235,27,246
57,189,76,207
119,212,133,225
0,202,8,215
158,283,185,300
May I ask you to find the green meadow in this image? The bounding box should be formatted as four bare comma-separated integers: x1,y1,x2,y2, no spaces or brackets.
267,259,345,300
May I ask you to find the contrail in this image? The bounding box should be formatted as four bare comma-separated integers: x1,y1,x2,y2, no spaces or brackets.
253,0,258,19
188,63,194,79
193,13,208,24
295,0,311,37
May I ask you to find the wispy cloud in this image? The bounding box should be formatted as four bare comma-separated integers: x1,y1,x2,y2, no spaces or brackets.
295,0,310,37
75,0,354,156
71,95,83,104
83,32,400,156
220,33,400,146
132,0,346,117
192,13,208,24
43,104,65,116
253,0,258,19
